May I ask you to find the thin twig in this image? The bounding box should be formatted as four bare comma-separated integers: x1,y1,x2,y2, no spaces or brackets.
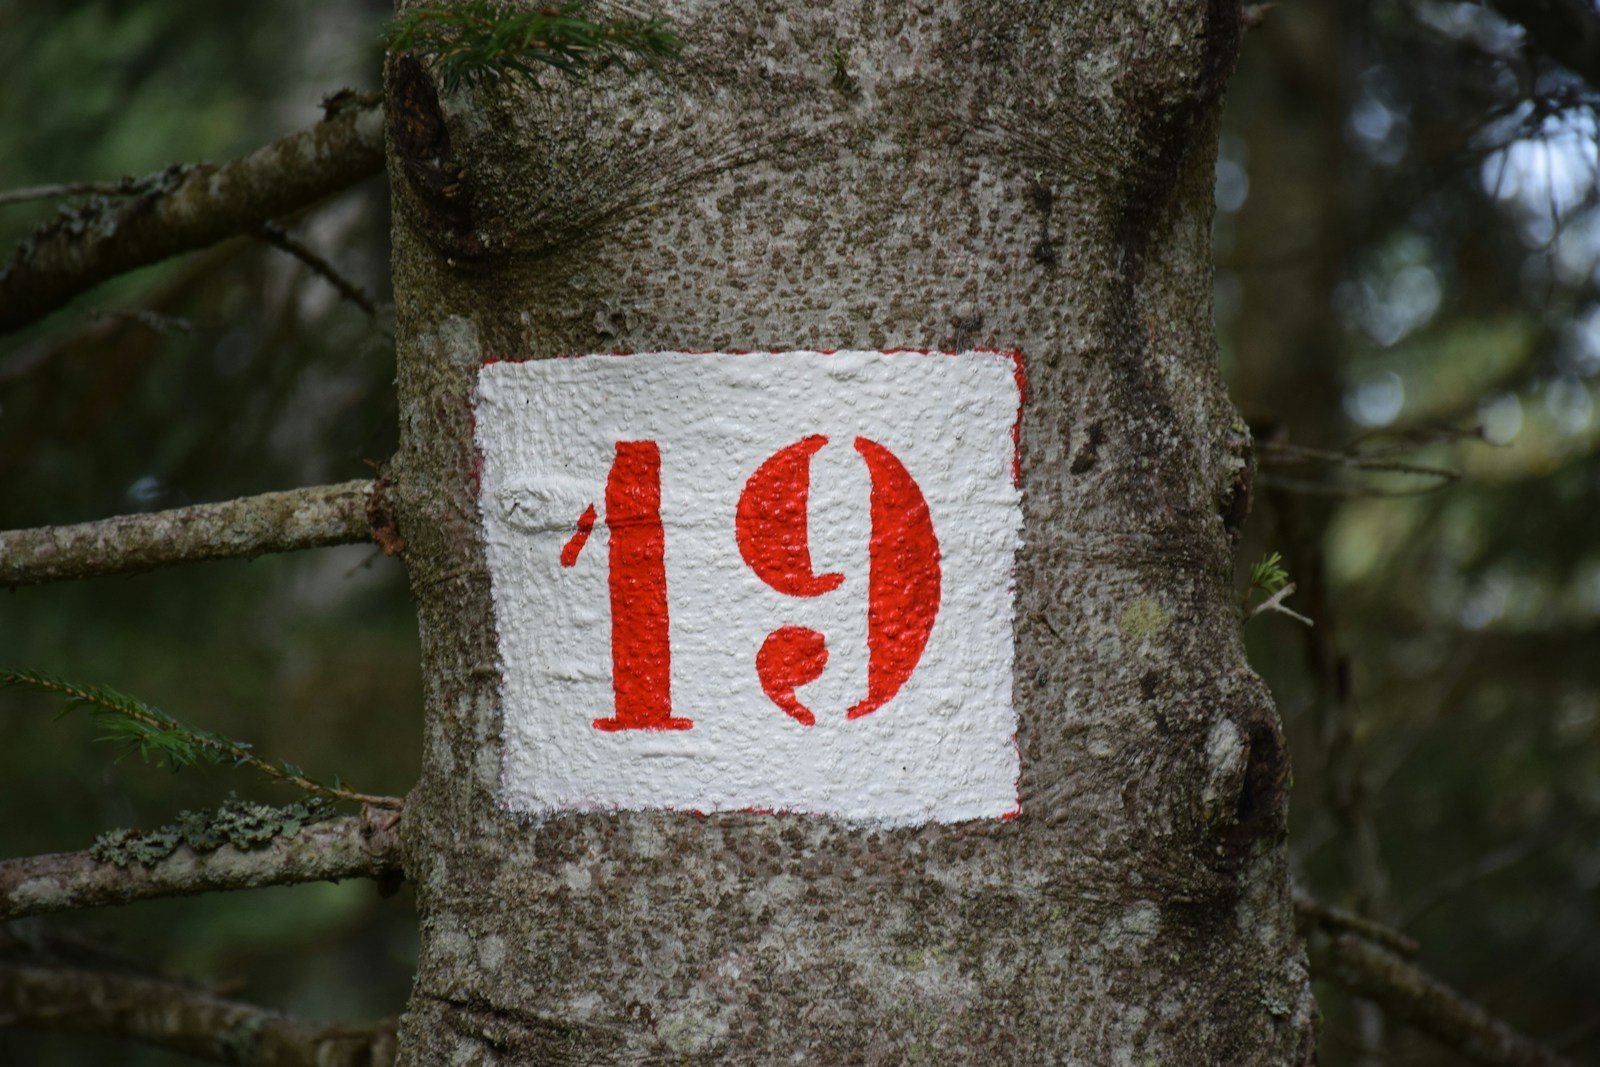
87,307,197,334
0,180,137,208
254,222,380,318
1257,440,1462,483
1318,934,1581,1067
1248,582,1315,626
0,942,397,1066
1,671,401,811
1255,473,1458,498
0,246,239,386
0,100,384,334
1295,893,1419,956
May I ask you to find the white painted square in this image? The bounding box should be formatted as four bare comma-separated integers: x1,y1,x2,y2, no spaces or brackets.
474,349,1023,824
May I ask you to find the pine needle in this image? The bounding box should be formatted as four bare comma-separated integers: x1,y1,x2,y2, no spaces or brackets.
385,2,681,93
1,668,401,810
1249,551,1290,595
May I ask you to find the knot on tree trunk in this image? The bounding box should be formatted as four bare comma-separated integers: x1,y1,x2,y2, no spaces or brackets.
387,53,484,264
1200,679,1290,867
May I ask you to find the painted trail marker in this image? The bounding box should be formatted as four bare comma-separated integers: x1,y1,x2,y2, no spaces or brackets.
474,350,1023,824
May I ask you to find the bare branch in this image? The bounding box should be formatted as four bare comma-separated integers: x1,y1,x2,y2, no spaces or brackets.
254,221,381,319
1295,893,1419,956
0,246,236,386
1257,439,1462,484
1255,473,1457,499
0,956,396,1066
0,479,379,587
1318,933,1580,1067
0,181,136,209
0,813,401,922
0,101,384,335
1247,582,1315,626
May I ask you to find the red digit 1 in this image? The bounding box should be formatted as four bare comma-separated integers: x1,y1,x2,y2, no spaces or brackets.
564,441,692,732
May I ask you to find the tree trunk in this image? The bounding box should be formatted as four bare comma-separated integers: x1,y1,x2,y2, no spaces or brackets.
385,1,1315,1061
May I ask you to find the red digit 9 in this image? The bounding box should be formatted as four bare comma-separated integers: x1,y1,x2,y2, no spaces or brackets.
737,436,942,724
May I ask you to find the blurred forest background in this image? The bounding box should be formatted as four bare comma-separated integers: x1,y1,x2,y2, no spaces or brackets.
0,0,1596,1063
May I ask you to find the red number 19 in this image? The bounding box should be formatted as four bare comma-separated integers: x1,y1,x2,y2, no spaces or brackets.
561,437,942,731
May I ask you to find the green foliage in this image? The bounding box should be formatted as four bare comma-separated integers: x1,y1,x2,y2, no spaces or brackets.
90,794,335,868
1249,551,1290,595
384,1,681,93
0,668,396,809
5,666,240,769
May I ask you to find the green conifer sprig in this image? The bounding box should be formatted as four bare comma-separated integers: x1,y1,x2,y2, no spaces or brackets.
385,2,681,92
1,669,401,810
1248,551,1290,596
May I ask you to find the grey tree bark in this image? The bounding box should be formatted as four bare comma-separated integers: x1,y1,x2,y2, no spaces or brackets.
385,0,1315,1062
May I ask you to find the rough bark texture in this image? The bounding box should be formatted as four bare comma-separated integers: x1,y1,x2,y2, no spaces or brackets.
0,815,401,922
0,101,383,335
0,480,375,587
387,1,1314,1062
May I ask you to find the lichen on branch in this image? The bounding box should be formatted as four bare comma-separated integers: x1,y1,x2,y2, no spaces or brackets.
0,479,378,587
0,100,383,335
0,811,402,922
89,796,338,869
